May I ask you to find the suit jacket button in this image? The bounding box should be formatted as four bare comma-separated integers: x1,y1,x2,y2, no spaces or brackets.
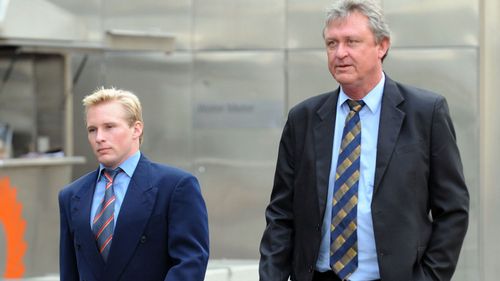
308,265,313,273
140,235,147,244
316,224,321,231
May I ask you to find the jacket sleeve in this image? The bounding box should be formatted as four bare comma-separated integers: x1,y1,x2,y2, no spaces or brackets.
164,175,210,281
419,97,469,280
59,189,80,281
259,117,296,281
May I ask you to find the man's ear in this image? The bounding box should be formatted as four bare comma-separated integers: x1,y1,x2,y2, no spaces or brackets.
133,121,143,140
378,37,391,60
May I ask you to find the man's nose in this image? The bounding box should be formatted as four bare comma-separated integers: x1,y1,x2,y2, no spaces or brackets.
336,43,348,58
95,130,105,142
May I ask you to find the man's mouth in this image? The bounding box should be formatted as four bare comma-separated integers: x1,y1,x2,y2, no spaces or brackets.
337,64,351,69
97,148,111,153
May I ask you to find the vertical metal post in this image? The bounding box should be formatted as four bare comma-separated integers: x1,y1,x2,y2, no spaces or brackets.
63,53,74,156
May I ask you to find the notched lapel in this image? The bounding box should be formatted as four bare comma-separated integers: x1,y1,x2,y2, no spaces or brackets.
374,78,405,193
314,91,339,220
104,158,158,280
71,171,105,279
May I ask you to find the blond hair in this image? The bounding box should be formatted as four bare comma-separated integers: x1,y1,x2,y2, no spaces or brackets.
83,87,144,143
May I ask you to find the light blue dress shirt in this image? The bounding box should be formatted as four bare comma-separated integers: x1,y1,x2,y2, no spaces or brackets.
316,74,385,281
90,151,141,230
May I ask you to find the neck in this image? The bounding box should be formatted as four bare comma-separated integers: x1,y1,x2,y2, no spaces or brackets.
342,72,383,100
342,88,368,100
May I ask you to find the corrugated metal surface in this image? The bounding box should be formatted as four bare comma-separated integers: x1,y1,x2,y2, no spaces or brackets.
193,0,286,50
193,51,283,257
385,0,479,47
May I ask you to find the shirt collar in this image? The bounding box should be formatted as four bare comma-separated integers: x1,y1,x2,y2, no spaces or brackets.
338,72,385,113
98,150,141,181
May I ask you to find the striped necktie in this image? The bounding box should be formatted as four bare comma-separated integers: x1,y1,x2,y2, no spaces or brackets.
330,99,365,280
93,168,120,261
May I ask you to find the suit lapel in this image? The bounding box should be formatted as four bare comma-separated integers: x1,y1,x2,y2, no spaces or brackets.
71,170,105,279
314,90,339,220
104,156,158,280
374,77,405,192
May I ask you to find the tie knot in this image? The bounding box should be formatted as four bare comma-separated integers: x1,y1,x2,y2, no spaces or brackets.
346,100,365,112
103,168,121,182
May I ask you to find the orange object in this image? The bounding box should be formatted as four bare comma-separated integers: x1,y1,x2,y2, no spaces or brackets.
0,177,27,278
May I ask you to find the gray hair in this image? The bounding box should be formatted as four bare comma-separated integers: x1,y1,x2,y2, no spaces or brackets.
324,0,391,44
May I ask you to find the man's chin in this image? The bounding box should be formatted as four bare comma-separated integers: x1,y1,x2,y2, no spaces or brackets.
96,155,115,167
334,76,355,86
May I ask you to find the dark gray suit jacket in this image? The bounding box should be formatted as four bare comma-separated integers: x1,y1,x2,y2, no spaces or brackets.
259,76,469,281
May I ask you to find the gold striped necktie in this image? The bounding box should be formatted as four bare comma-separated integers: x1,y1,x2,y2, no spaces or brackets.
330,99,365,280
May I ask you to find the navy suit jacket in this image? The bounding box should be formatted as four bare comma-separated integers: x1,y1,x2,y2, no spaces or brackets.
59,155,209,281
259,76,469,281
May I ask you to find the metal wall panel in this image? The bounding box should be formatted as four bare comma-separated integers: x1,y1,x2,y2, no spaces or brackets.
104,52,194,170
46,0,102,41
47,0,101,14
103,0,193,50
384,0,479,47
1,0,90,41
482,1,500,279
287,0,332,49
383,48,479,280
193,0,286,50
193,51,284,258
287,50,337,110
